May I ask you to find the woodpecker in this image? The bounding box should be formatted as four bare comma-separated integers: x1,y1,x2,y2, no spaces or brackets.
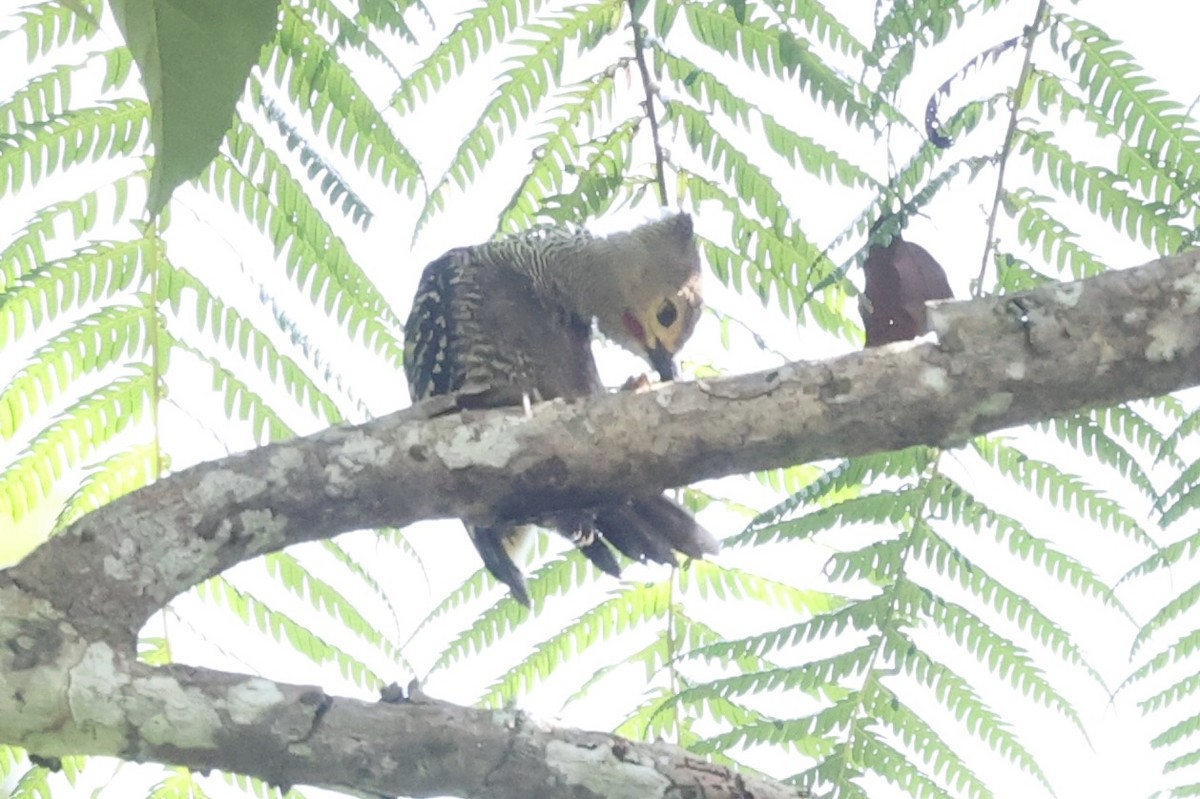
404,213,718,605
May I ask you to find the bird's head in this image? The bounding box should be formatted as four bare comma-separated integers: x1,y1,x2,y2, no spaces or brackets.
594,213,703,381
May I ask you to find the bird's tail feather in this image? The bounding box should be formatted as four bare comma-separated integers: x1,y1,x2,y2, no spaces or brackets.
628,495,720,559
577,537,623,577
593,503,676,564
469,496,719,607
467,523,532,606
595,495,720,566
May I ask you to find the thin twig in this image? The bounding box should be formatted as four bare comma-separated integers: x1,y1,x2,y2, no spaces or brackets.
628,0,669,206
975,0,1049,296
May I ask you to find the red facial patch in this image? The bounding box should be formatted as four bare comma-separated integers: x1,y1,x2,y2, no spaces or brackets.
622,311,645,344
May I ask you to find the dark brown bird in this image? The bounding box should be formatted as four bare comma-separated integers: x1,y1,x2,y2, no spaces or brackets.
860,234,953,347
403,214,719,605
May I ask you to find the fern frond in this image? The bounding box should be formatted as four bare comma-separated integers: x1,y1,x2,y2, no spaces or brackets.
932,474,1129,611
321,537,410,634
825,536,910,583
676,643,875,710
0,62,73,128
197,576,384,690
1018,129,1185,253
0,368,153,523
1157,407,1200,473
537,116,640,224
270,6,421,196
53,442,159,531
851,731,962,799
653,691,786,765
1040,411,1160,501
992,251,1053,291
872,0,964,50
265,551,412,671
257,93,375,229
0,172,140,292
244,263,376,422
687,597,890,665
563,633,670,712
682,4,875,128
393,0,548,110
1026,67,1188,213
1162,746,1200,780
0,746,24,781
681,170,852,333
1090,403,1174,464
972,436,1154,546
822,140,1000,296
564,612,742,712
729,486,921,549
734,449,935,542
1003,187,1109,278
676,174,853,337
614,686,688,744
494,67,620,233
146,767,208,799
922,591,1084,725
913,525,1107,685
1151,708,1200,752
355,0,427,41
1050,14,1200,219
678,559,841,615
426,552,603,675
1132,579,1200,662
890,645,1051,792
478,578,671,708
417,0,623,231
1139,669,1200,718
404,566,495,654
0,100,148,194
764,0,867,59
667,102,790,231
0,302,151,438
171,342,294,443
697,697,851,757
161,263,346,425
10,763,53,799
6,0,102,60
306,0,407,77
1128,631,1200,772
658,48,876,191
0,47,135,133
1120,528,1200,586
749,462,827,499
203,128,406,362
0,238,150,355
1153,456,1200,529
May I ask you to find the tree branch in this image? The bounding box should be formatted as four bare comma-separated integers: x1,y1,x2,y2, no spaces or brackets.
0,619,796,798
4,250,1200,797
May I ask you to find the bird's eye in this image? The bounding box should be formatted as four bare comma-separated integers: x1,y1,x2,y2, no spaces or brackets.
656,300,678,328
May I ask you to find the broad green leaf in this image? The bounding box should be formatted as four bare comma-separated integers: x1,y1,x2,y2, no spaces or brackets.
106,0,280,214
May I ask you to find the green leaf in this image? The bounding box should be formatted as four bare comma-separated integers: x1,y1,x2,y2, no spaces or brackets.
105,0,280,215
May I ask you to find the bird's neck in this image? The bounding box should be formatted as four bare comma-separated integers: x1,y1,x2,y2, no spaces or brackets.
498,231,629,322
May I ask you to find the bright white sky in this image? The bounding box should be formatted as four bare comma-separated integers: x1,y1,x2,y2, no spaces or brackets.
5,1,1200,798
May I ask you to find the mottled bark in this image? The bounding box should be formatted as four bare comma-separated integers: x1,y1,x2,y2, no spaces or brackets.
3,250,1200,798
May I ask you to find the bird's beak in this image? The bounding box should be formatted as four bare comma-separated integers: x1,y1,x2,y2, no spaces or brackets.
647,340,678,382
